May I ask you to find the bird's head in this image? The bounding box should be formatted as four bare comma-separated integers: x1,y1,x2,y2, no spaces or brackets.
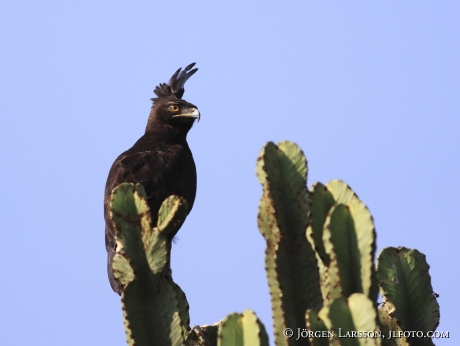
146,63,200,135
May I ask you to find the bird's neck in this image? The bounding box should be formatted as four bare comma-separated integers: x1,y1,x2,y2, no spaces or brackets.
142,124,189,146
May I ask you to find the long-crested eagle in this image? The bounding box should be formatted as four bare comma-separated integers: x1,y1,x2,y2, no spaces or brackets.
104,63,199,294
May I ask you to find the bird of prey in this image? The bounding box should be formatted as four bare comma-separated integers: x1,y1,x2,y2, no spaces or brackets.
104,63,200,294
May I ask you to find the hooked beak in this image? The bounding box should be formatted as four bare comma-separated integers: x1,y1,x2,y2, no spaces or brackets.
173,107,200,122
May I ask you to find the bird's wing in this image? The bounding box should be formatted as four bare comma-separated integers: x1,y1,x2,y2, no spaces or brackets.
104,146,196,251
104,150,163,251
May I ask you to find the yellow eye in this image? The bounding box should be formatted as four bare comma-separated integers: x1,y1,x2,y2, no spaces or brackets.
169,105,180,112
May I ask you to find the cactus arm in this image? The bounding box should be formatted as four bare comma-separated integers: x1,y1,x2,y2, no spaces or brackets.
305,309,330,346
347,200,378,303
325,180,357,204
257,141,322,346
330,295,381,346
326,180,378,302
217,310,269,346
323,204,362,300
110,184,158,345
243,310,269,346
377,247,439,346
347,294,381,346
218,313,244,346
109,183,191,345
329,297,360,346
307,182,336,266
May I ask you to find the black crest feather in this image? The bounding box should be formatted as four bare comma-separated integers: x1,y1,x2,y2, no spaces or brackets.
152,62,198,101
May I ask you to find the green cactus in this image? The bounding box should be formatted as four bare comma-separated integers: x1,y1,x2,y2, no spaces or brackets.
217,310,269,346
256,141,439,346
377,247,440,346
323,203,363,300
330,294,381,346
326,180,379,303
307,182,335,265
109,183,270,346
109,183,190,345
108,140,440,346
256,141,322,346
305,308,330,346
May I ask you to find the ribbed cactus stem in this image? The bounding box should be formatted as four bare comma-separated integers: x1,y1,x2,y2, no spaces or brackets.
109,183,190,345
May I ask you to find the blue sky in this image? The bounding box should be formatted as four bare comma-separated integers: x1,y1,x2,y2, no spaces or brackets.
1,2,458,345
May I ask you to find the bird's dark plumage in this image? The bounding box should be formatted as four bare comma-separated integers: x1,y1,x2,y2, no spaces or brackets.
104,63,200,294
